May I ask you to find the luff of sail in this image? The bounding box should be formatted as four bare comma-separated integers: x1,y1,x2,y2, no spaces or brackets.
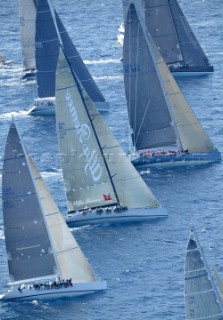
28,155,96,283
185,229,223,320
2,122,57,284
56,48,160,213
19,0,36,73
123,3,217,154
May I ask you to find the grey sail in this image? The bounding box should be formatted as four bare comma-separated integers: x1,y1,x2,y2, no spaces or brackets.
185,229,223,320
143,0,183,65
166,0,212,70
2,122,57,284
35,0,108,108
28,155,96,283
123,3,217,153
123,2,176,150
123,0,213,72
19,0,36,74
35,0,59,98
56,48,160,213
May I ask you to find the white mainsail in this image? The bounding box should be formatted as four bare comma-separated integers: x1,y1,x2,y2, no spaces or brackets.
56,48,160,213
19,0,36,73
28,155,96,283
185,229,223,320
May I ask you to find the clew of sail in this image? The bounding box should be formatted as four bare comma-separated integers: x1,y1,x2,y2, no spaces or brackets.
28,155,96,283
185,229,223,320
56,48,160,213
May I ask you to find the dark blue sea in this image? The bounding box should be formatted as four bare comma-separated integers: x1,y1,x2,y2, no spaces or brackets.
0,0,223,319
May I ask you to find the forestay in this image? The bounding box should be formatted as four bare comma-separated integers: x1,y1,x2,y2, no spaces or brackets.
123,4,216,153
56,49,160,213
185,229,223,320
2,122,56,283
28,156,96,283
19,0,36,72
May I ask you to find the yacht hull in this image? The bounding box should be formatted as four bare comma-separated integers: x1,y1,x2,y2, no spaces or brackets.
131,151,221,170
28,101,110,116
65,207,168,227
0,281,107,301
170,65,214,77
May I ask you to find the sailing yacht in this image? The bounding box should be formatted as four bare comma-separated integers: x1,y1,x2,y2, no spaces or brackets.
19,0,36,79
28,0,109,116
120,0,214,76
185,228,223,319
55,48,167,227
0,121,107,301
123,4,220,169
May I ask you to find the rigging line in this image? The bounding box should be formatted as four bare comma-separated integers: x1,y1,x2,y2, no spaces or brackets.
135,98,151,147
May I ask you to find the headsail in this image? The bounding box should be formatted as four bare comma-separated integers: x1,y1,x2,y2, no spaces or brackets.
123,3,216,153
28,155,96,283
56,48,160,213
19,0,36,73
2,122,57,283
185,228,223,320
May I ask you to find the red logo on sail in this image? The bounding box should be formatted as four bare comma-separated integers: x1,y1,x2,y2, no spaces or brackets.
103,193,112,201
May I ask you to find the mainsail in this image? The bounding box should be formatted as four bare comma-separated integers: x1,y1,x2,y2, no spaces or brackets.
56,48,160,213
35,0,108,109
19,0,36,74
28,155,96,283
2,122,57,283
123,3,216,153
185,229,223,320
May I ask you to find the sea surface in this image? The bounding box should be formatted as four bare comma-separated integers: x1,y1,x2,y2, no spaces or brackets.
0,0,223,319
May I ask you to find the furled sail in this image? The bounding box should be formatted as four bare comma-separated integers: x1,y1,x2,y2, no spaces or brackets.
28,155,96,283
56,48,160,213
185,229,223,320
123,3,216,153
19,0,36,72
35,0,108,108
2,122,57,283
